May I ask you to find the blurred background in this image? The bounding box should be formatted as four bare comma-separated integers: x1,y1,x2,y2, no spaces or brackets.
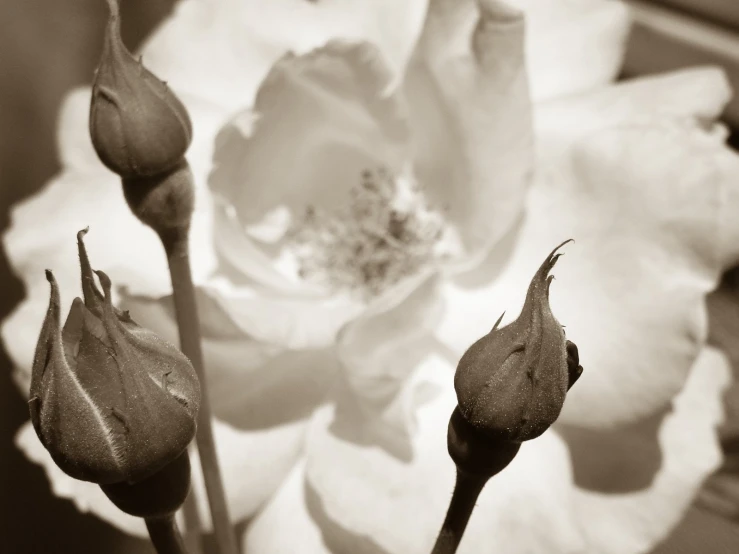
1,0,739,552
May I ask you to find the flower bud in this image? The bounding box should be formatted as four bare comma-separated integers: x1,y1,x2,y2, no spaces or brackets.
101,450,192,518
28,229,200,484
122,159,195,238
89,0,192,178
446,407,520,477
453,240,583,443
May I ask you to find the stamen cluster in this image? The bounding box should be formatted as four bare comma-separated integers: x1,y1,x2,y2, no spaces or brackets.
287,167,446,297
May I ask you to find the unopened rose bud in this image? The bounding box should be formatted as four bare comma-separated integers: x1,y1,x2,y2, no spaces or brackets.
28,229,200,484
453,240,583,444
89,0,192,178
100,450,192,518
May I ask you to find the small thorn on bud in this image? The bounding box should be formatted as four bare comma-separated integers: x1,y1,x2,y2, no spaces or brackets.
96,86,121,106
491,311,505,332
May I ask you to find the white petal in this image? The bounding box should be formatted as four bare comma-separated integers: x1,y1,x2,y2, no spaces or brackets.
404,0,533,264
509,0,632,100
198,277,363,350
535,68,732,164
331,275,444,459
189,418,307,530
573,346,731,553
209,41,411,237
141,0,429,113
242,461,324,553
246,352,586,554
437,68,739,427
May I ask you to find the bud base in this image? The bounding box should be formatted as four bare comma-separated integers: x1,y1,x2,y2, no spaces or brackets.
101,450,191,518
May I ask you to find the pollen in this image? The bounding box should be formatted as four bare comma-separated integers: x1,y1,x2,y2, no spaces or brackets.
286,167,448,298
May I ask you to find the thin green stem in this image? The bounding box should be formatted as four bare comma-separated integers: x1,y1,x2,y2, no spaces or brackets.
146,515,189,554
431,469,490,554
162,229,239,554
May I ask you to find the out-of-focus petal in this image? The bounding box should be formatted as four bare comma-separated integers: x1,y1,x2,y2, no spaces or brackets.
121,291,341,429
508,0,631,100
569,346,730,553
535,68,732,164
189,419,306,530
332,274,443,460
403,0,532,265
242,461,327,553
141,0,429,113
437,69,739,427
209,40,411,231
196,277,363,350
245,352,586,554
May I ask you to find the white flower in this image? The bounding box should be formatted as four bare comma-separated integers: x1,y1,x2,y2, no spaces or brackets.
4,0,739,552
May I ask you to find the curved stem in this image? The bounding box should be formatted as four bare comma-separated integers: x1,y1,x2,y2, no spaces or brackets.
146,515,189,554
162,229,239,554
431,469,490,554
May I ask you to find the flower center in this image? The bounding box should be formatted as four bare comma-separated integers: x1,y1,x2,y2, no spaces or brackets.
286,167,450,298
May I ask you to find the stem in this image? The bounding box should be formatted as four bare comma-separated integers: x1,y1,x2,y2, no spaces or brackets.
181,463,205,554
163,229,239,554
146,515,189,554
431,469,490,554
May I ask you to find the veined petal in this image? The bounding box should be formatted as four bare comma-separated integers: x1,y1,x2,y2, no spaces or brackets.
141,0,429,113
403,0,533,265
245,352,586,554
437,69,739,427
508,0,631,100
569,347,730,553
